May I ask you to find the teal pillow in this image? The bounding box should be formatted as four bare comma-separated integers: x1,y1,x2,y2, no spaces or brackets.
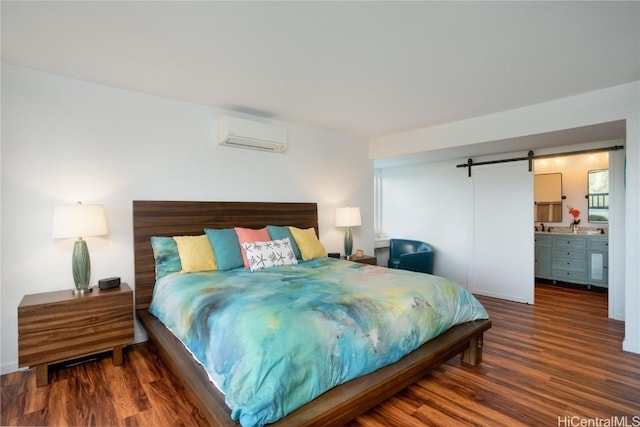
150,236,182,279
205,228,243,271
267,225,302,260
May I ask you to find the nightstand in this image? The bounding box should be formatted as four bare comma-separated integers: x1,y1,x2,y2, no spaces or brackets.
18,283,134,386
343,254,378,266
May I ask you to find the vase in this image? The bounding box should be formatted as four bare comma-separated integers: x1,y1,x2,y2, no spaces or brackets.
572,224,578,234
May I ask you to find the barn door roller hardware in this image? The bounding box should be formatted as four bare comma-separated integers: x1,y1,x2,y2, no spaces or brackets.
456,145,624,177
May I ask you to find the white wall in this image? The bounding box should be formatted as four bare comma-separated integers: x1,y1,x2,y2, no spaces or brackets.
372,81,640,354
379,160,471,286
0,64,374,374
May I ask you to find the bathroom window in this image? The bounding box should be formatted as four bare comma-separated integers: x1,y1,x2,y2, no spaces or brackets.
588,169,609,223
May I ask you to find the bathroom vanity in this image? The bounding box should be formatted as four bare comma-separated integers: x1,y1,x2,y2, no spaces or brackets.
535,232,608,288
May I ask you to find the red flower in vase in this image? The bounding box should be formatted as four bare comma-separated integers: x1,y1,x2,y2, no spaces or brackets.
568,207,581,225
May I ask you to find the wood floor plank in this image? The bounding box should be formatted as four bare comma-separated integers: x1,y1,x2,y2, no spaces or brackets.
2,283,639,426
23,373,49,415
0,377,26,424
45,378,75,427
411,374,529,426
102,357,150,420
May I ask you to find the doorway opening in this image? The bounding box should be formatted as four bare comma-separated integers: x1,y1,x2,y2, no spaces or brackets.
533,152,612,310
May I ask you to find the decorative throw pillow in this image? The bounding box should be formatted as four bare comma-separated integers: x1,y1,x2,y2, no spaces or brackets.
241,238,298,271
173,235,217,273
289,226,328,261
150,236,182,279
205,228,244,271
267,225,302,260
235,227,271,268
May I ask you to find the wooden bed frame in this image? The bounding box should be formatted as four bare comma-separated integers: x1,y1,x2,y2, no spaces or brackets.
133,200,491,426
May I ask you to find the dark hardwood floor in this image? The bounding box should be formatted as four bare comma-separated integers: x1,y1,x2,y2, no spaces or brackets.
2,284,639,426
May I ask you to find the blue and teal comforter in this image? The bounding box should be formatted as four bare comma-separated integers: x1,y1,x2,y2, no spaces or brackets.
149,257,488,426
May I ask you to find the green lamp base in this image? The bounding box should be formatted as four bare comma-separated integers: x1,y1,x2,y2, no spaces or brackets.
72,239,92,294
344,227,353,259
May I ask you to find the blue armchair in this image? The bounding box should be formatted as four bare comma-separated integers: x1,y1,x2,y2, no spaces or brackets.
387,239,435,274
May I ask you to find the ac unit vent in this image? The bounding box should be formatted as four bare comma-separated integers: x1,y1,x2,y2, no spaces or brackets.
217,116,287,153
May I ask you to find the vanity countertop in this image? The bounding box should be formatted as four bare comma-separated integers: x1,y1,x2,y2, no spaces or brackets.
535,230,606,236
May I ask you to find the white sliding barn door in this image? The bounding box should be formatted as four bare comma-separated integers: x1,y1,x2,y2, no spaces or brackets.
469,161,534,304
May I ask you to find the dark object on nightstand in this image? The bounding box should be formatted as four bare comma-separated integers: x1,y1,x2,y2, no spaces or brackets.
388,239,435,274
327,252,340,259
98,276,121,289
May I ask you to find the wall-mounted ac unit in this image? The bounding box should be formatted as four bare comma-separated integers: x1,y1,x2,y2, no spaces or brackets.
217,116,288,153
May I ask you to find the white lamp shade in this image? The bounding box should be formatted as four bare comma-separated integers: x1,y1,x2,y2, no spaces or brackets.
52,204,108,239
335,207,362,227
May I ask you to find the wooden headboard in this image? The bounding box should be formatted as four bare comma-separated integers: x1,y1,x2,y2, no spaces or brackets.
132,200,319,310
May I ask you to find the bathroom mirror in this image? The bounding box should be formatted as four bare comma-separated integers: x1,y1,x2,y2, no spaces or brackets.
588,169,609,223
534,173,563,222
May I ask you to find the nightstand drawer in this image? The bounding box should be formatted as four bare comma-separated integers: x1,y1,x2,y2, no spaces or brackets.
343,255,377,265
18,284,134,385
18,298,132,366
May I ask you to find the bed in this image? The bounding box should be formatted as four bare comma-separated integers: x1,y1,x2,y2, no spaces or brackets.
133,200,491,426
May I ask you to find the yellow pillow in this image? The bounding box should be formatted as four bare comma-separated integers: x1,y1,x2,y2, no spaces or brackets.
173,235,217,273
289,227,327,261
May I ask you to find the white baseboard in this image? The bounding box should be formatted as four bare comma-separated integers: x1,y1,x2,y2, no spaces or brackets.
1,361,25,376
622,338,640,354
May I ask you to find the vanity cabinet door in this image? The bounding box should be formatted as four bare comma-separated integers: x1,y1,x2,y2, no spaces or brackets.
535,246,552,279
534,235,552,280
587,238,608,287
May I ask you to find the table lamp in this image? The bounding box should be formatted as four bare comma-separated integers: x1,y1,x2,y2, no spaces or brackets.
52,202,108,294
335,206,362,259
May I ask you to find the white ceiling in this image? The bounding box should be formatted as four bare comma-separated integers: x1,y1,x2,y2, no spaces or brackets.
2,1,639,143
